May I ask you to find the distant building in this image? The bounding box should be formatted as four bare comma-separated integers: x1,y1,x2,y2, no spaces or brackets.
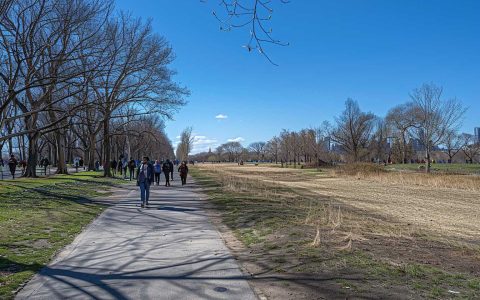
475,127,480,143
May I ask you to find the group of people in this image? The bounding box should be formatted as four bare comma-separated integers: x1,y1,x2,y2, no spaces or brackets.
136,157,189,208
0,154,40,179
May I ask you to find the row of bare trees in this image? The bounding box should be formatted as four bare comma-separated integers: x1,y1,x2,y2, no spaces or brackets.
191,83,477,172
0,0,187,177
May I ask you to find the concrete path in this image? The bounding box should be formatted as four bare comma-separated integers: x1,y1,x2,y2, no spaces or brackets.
16,172,257,300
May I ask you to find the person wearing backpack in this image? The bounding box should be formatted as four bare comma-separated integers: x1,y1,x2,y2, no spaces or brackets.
136,156,154,208
153,160,162,186
162,159,171,187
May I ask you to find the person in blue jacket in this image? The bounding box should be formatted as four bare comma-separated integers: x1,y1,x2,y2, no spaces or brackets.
153,159,162,186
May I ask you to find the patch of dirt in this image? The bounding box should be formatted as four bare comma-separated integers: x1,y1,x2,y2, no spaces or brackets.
32,239,51,249
208,207,416,300
357,236,480,276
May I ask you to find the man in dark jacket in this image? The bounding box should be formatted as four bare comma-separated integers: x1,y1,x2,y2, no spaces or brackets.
162,160,171,187
136,156,154,208
8,154,17,179
128,158,136,180
42,158,49,175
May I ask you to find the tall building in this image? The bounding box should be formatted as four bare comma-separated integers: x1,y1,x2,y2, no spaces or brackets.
475,127,480,143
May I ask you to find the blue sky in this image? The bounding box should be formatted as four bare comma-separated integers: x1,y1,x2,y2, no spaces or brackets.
116,0,480,153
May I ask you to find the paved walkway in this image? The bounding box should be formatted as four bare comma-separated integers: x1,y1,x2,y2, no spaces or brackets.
16,172,257,300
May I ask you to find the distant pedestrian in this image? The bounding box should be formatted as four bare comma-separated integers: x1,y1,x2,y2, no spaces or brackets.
154,160,162,186
79,158,84,170
136,156,154,208
168,159,174,181
95,160,100,171
128,158,136,180
8,155,18,179
162,159,171,187
42,158,49,175
178,161,189,185
111,159,117,176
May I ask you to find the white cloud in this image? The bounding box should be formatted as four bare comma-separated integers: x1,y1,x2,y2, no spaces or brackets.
215,114,228,120
227,137,245,143
180,135,218,154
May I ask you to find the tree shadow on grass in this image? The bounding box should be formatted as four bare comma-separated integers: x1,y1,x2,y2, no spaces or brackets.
0,256,44,279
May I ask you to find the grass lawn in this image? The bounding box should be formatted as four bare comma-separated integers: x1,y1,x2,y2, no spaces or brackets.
0,171,122,299
191,165,480,299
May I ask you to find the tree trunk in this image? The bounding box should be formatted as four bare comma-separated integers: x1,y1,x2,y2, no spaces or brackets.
55,130,68,174
103,119,112,177
23,134,38,177
425,149,431,173
88,134,96,171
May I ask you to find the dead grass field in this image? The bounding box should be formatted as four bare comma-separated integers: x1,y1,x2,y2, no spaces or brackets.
192,163,480,299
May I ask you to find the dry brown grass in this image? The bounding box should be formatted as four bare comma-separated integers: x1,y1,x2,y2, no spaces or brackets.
334,162,480,191
192,163,480,299
195,163,480,246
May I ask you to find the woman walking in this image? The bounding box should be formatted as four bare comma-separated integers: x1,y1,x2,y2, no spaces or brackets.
154,160,162,186
178,161,189,186
136,156,154,208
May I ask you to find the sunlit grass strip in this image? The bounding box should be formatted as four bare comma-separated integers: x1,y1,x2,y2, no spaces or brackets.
0,172,119,299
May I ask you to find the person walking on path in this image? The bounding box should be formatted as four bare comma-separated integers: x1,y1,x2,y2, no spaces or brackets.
117,157,123,176
128,158,136,180
168,159,174,181
178,161,189,186
95,160,100,171
8,155,17,179
42,158,49,175
153,160,162,186
136,156,154,208
111,159,117,177
162,159,171,187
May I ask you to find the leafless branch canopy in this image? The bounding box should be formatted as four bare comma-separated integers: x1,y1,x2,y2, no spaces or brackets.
206,0,289,65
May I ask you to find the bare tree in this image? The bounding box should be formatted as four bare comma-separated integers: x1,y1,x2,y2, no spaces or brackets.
369,117,390,164
332,99,376,162
249,141,266,161
410,83,466,172
265,136,280,163
93,14,188,177
0,0,113,177
386,102,416,164
218,141,244,162
442,129,463,163
461,133,480,164
176,127,194,162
